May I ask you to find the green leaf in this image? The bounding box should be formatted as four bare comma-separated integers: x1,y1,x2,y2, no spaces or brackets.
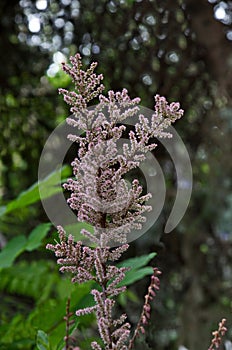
0,235,27,269
36,330,50,350
119,266,153,287
25,223,51,252
117,252,156,270
0,223,51,269
117,252,156,287
38,165,71,202
0,165,71,217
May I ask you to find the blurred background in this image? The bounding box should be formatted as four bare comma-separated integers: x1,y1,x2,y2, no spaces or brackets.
0,0,232,349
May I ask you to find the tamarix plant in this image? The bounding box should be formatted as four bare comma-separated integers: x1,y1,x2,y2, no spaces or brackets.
46,53,184,350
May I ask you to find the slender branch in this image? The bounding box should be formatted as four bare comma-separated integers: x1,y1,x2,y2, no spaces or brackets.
64,297,77,350
128,268,162,350
208,318,227,350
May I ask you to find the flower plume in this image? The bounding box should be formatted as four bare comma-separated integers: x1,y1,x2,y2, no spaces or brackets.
47,53,184,349
57,53,184,247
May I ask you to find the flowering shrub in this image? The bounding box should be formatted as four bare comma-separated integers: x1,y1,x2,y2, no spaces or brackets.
46,53,183,349
46,54,227,350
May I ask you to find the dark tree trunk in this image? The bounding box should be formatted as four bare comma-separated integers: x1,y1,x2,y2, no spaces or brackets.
185,0,232,100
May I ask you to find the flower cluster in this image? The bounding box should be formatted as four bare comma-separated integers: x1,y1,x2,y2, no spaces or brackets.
208,318,227,350
47,226,131,349
47,226,129,285
57,53,184,247
47,53,184,349
59,53,105,113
